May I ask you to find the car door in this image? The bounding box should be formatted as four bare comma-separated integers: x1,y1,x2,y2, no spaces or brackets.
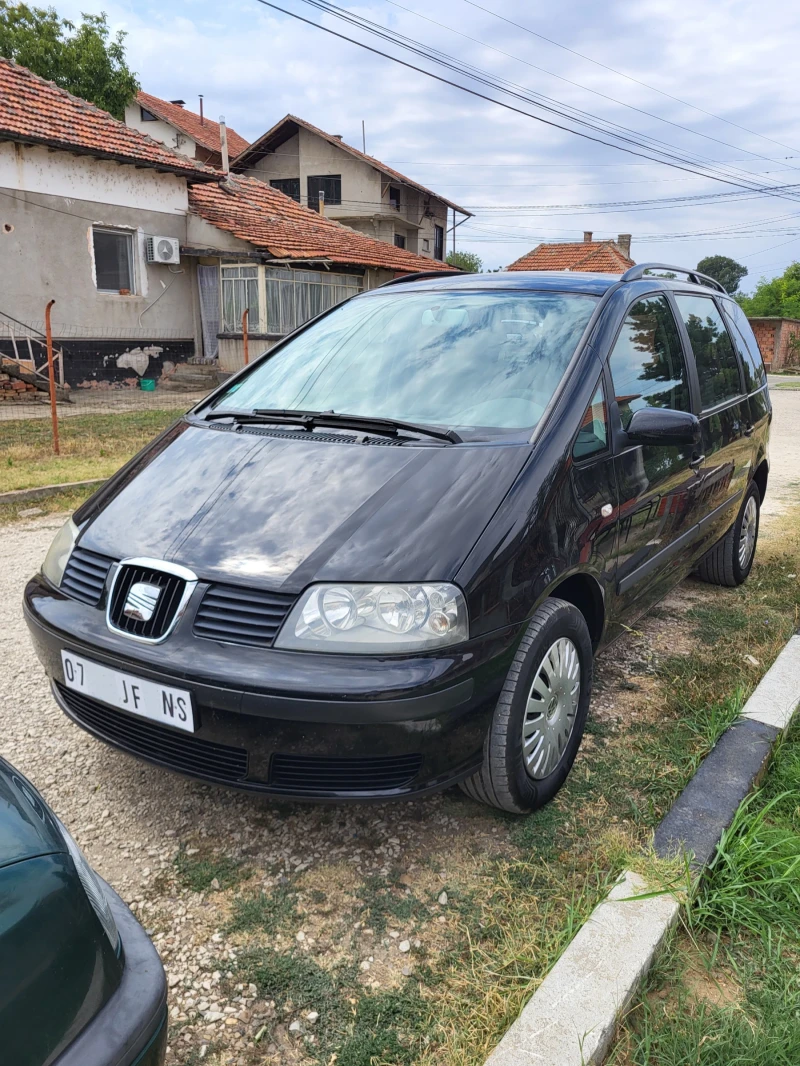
606,292,704,618
671,292,752,555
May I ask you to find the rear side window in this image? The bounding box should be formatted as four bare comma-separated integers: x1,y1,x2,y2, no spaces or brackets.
572,382,607,460
721,300,767,392
673,294,742,408
608,294,690,430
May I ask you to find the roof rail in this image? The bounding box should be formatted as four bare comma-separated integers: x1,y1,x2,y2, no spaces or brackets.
379,269,463,287
620,263,727,295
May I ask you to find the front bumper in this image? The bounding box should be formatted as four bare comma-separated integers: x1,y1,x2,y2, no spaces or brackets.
56,883,167,1066
25,575,520,800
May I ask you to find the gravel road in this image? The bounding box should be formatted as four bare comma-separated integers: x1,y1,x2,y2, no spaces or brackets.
2,390,797,1064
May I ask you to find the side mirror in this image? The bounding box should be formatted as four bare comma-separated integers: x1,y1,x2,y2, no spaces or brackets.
626,408,701,448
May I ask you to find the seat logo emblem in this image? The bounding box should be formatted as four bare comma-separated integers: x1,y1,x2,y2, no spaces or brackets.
123,581,162,622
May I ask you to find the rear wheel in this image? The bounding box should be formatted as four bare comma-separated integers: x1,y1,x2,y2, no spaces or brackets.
696,482,760,587
459,598,592,814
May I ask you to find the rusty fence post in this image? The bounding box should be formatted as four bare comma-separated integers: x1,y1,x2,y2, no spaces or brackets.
242,307,249,367
44,299,60,456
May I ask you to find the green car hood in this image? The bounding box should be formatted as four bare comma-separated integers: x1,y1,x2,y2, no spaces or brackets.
0,757,65,869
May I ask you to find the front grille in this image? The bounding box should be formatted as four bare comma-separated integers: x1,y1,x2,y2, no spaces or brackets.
194,584,296,647
109,564,187,640
270,752,423,793
61,548,114,606
55,683,248,782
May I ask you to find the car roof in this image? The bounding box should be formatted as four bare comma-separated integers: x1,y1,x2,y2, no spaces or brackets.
368,270,622,296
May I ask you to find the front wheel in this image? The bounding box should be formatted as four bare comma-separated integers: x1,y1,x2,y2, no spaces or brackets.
459,598,593,814
695,482,760,587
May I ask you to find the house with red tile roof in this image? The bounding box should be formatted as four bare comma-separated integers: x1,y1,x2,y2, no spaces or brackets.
126,92,250,171
0,60,450,384
232,114,472,262
508,232,634,273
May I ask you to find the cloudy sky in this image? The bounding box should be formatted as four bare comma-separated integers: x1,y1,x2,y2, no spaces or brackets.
62,0,800,286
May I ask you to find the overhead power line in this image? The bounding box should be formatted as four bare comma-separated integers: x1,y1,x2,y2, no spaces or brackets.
254,0,800,205
383,0,800,173
458,0,800,157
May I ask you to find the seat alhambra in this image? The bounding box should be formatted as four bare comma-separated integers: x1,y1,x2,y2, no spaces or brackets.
25,264,770,814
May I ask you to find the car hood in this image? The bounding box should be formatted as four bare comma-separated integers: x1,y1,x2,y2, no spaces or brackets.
80,421,531,590
0,758,65,870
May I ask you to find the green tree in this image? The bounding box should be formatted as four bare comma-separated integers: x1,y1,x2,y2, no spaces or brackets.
0,3,139,119
737,262,800,320
696,255,748,294
446,250,482,273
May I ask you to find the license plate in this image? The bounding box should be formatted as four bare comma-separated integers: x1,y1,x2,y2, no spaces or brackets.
61,651,195,733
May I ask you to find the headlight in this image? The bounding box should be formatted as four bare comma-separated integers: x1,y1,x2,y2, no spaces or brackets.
275,582,469,652
41,518,79,587
56,817,120,953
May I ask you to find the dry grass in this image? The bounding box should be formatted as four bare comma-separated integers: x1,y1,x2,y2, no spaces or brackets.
0,409,177,492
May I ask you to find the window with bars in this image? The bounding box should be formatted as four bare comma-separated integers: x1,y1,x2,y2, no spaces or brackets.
220,263,362,335
221,264,260,333
265,268,361,333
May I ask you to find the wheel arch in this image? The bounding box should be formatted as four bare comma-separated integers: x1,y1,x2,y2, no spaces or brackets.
752,458,768,503
546,571,605,649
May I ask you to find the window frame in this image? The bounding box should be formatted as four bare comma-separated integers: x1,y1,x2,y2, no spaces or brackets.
389,186,401,210
218,261,363,336
571,372,610,465
433,224,444,261
92,226,136,295
307,174,342,211
270,177,301,203
393,233,406,249
718,298,767,395
604,289,696,445
670,290,745,414
140,107,157,121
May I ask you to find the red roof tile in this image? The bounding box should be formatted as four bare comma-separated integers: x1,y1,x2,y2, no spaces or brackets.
233,114,472,217
508,240,634,273
0,59,218,181
136,92,249,160
189,175,457,273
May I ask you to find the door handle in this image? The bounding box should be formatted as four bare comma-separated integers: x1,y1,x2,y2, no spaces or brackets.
744,423,754,437
689,454,705,469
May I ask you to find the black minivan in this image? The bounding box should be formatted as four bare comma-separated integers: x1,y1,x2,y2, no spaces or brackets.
25,264,770,814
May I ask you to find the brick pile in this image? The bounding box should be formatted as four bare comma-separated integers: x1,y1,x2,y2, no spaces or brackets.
0,371,42,401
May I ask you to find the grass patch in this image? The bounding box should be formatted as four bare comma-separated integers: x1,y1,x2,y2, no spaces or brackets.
611,721,800,1064
355,872,429,934
174,847,246,893
0,485,96,525
227,882,298,935
0,409,177,492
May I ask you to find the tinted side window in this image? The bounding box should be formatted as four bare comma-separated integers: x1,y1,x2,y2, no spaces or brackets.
573,382,607,460
674,294,742,408
722,300,767,392
608,295,690,430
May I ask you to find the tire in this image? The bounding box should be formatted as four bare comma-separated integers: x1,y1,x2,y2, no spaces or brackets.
695,482,760,588
459,597,593,814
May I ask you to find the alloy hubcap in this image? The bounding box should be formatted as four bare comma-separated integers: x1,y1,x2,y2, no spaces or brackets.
738,496,758,570
522,637,581,780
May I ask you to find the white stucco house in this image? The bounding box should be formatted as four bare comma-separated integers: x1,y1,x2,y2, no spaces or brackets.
0,60,454,389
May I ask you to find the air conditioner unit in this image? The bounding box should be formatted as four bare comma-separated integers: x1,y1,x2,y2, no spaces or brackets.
145,235,181,265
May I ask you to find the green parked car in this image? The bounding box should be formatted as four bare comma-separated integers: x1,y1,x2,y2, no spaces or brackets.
0,756,167,1066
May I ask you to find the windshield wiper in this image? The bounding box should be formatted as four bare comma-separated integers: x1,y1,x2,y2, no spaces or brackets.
206,408,461,444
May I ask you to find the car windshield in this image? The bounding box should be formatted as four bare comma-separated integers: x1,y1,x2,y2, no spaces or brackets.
208,289,597,433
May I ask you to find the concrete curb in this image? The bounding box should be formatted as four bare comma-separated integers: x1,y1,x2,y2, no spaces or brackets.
0,478,105,505
484,630,800,1066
